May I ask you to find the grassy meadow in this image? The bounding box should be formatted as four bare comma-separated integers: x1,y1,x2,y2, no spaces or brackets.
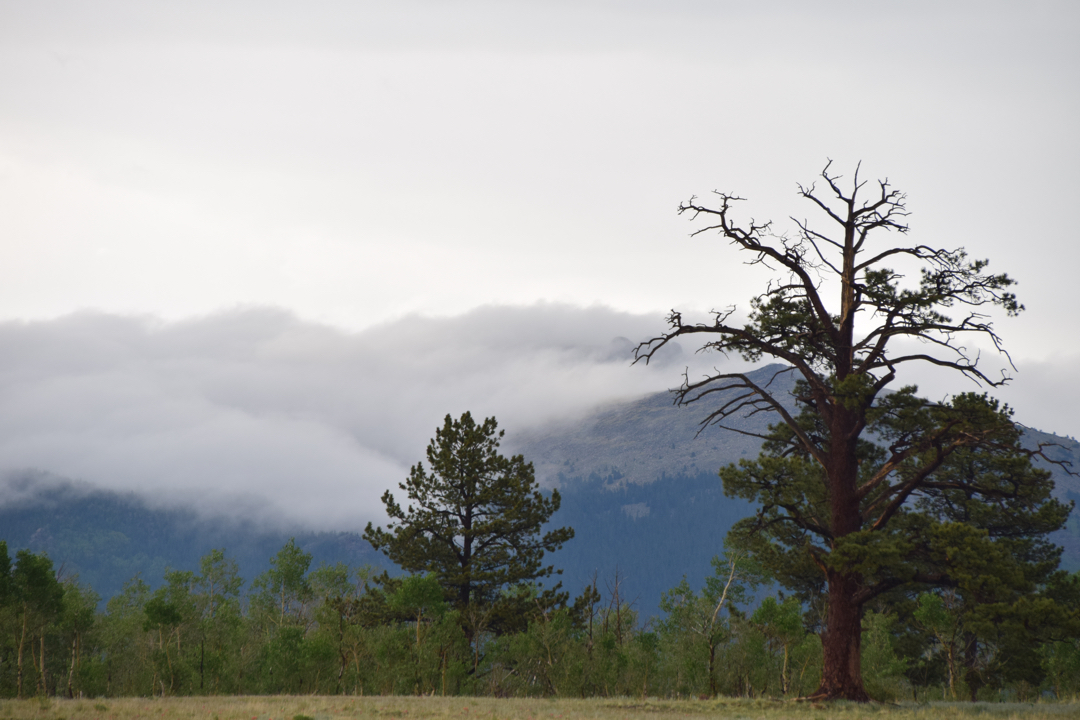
1,697,1079,720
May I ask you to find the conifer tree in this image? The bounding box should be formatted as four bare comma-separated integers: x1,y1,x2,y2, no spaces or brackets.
637,162,1072,700
364,412,574,634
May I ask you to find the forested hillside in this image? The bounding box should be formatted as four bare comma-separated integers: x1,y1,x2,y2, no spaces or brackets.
0,471,388,602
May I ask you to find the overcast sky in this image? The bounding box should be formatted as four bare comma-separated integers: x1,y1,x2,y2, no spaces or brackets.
1,1,1077,527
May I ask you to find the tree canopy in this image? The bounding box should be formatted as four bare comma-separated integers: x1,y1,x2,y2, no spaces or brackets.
636,162,1075,700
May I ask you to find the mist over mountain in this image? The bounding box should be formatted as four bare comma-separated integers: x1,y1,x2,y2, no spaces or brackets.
0,306,708,531
509,364,798,489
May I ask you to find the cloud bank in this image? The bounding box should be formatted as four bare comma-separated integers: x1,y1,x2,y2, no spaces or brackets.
0,304,694,529
0,302,1072,531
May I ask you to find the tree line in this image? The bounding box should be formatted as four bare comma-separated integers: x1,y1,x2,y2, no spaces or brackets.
2,536,1080,701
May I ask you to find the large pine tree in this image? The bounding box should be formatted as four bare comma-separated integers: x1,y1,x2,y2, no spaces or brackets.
636,162,1072,700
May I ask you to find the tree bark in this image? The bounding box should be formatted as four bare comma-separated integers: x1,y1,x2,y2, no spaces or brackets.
815,571,869,701
809,406,871,701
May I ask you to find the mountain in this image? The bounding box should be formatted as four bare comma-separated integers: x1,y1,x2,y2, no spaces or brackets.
1018,426,1080,568
1,364,1077,619
0,470,389,602
512,364,797,490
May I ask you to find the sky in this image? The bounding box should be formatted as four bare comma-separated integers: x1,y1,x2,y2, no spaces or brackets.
0,1,1078,528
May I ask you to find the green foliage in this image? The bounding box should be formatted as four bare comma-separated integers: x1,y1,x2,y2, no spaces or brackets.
251,539,312,628
99,576,153,695
1042,635,1080,699
655,548,764,697
491,607,583,696
0,535,1075,701
0,541,12,605
11,549,65,697
390,574,447,619
750,596,805,696
860,611,907,701
191,550,244,694
56,580,103,698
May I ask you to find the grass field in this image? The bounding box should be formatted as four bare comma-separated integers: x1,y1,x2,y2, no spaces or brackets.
1,697,1078,720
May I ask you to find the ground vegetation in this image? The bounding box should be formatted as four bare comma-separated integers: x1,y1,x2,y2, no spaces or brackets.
0,540,1077,700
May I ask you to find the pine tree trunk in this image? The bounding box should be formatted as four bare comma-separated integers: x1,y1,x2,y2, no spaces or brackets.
812,412,871,702
814,572,869,701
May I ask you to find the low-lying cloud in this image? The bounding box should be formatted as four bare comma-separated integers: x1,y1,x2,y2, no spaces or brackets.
2,303,1072,531
0,304,695,529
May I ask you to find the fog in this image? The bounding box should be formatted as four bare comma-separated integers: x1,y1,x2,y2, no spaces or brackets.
0,304,699,528
0,302,1072,531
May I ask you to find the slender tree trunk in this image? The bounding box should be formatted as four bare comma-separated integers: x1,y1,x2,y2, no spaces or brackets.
963,632,983,702
39,632,47,695
162,629,175,694
335,614,347,694
708,644,717,697
68,633,78,698
945,643,957,699
17,610,28,698
781,642,790,695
